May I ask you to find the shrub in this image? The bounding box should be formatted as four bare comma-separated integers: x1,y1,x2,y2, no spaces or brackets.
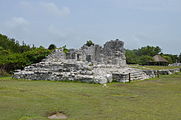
86,40,94,47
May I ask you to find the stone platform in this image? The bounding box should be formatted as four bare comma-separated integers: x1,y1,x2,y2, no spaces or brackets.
13,39,152,83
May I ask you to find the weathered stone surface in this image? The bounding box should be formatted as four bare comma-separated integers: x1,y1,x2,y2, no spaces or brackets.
169,63,181,66
142,70,157,78
103,39,126,65
13,39,163,83
112,73,129,83
142,68,181,77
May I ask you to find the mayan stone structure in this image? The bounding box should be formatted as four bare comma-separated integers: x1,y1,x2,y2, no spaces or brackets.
13,39,151,84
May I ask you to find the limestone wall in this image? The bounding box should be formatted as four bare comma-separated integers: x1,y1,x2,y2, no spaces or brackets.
14,39,180,84
143,68,181,77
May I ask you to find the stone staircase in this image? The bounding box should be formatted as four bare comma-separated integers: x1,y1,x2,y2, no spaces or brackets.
130,71,150,81
112,69,150,83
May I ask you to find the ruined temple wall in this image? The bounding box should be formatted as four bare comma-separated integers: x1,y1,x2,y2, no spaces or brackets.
44,39,127,66
94,45,103,63
81,45,95,62
102,39,126,66
44,49,66,62
80,44,103,63
13,39,150,84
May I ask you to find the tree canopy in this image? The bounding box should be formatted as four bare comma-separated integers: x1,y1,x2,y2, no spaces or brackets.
86,40,94,47
136,46,161,56
0,33,51,74
178,53,181,63
125,46,178,65
48,44,56,50
0,34,31,53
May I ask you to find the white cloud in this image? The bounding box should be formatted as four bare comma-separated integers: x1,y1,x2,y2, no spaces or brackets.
6,17,29,28
110,0,181,12
41,2,70,16
19,1,71,17
0,17,30,41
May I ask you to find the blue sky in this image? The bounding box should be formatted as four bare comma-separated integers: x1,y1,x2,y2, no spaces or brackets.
0,0,181,54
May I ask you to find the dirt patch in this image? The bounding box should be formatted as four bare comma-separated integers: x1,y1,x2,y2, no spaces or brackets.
48,111,68,119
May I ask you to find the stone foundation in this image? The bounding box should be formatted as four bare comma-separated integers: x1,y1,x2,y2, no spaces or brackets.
13,39,180,84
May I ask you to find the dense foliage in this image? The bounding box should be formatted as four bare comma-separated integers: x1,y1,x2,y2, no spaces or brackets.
48,44,56,50
0,34,51,74
136,46,161,56
0,48,51,72
86,40,94,47
0,34,31,53
61,45,69,53
125,46,179,65
179,53,181,63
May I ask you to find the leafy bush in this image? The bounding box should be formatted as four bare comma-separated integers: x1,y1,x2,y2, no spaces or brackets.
24,48,51,64
125,49,139,64
62,45,69,53
138,55,153,65
125,46,178,65
48,44,56,50
0,48,51,73
0,34,31,53
0,33,52,74
86,40,94,47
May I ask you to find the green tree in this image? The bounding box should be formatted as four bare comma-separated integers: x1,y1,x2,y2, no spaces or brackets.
162,55,172,64
138,55,153,65
48,44,56,50
0,50,11,55
0,34,31,53
162,54,178,64
24,48,51,64
62,45,69,53
0,33,53,74
125,49,139,64
86,40,94,47
0,46,3,50
125,46,161,65
136,46,161,56
178,53,181,63
0,48,51,72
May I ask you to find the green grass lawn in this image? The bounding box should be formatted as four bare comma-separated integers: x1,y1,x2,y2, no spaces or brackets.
0,73,181,120
129,64,181,70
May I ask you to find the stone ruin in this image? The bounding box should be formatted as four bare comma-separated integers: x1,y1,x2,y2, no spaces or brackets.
169,63,181,66
13,39,151,84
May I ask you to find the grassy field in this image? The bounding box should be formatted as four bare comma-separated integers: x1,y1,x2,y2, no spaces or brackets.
0,73,181,120
129,64,181,70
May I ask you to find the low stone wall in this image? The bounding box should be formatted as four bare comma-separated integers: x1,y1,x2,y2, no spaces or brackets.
169,63,181,66
142,70,157,78
13,67,181,84
112,70,150,83
142,68,181,77
111,68,181,83
112,73,130,83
